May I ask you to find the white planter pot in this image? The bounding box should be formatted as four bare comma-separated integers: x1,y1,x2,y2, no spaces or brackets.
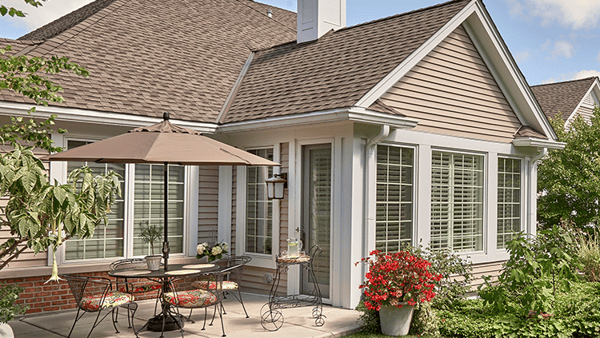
145,255,162,271
379,303,415,336
0,323,14,338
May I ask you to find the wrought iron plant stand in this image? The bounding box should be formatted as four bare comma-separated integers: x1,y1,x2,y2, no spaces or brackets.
260,245,325,331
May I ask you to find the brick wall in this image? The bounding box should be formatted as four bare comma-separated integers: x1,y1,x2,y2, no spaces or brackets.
10,272,162,315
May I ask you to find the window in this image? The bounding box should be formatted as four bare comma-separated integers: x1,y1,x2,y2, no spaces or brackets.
497,158,521,249
431,151,484,252
245,148,274,255
375,145,414,252
64,140,186,261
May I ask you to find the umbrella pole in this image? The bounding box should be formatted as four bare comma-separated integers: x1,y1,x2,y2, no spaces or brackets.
163,162,170,271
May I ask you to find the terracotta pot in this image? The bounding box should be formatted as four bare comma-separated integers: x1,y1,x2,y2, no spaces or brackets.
145,255,162,271
379,303,415,336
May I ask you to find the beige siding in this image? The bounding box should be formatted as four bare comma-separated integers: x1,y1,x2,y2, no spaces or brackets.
584,93,594,106
470,261,503,289
0,146,49,269
198,166,219,244
379,25,521,143
231,167,237,255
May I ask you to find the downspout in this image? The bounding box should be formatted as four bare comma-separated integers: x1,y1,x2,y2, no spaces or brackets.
363,124,390,260
527,147,548,237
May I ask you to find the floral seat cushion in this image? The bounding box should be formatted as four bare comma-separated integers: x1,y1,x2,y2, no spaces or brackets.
191,280,238,290
80,291,133,311
118,284,161,293
164,289,217,308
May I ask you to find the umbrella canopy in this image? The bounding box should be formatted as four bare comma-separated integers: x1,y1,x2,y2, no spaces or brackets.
47,113,280,270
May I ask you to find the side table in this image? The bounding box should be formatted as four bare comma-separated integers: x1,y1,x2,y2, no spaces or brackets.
260,245,326,331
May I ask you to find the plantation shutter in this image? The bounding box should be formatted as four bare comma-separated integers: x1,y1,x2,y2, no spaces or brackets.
375,145,414,252
431,151,483,252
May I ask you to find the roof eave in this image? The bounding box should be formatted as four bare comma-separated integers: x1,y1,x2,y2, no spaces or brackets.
512,138,565,149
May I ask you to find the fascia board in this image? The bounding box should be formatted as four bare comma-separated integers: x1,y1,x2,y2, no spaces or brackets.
218,107,419,133
513,138,565,149
0,101,218,133
564,82,598,127
465,1,557,141
354,0,478,108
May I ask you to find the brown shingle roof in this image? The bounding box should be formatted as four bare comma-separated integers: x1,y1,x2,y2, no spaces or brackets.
243,0,297,32
1,0,297,123
222,0,470,123
531,77,597,122
515,126,547,139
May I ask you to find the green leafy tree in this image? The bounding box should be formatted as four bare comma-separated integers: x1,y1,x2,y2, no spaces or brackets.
538,108,600,229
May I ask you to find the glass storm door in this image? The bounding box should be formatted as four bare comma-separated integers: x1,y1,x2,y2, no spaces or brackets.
301,144,332,299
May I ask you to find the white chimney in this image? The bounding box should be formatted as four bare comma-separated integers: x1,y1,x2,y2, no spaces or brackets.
297,0,346,44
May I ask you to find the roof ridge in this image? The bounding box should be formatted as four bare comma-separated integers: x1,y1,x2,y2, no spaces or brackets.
250,0,470,53
531,76,598,88
235,0,296,34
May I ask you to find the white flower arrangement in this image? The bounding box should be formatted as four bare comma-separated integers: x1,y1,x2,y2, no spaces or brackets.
196,241,228,262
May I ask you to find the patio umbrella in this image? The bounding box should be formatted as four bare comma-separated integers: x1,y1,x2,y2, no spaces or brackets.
47,112,279,270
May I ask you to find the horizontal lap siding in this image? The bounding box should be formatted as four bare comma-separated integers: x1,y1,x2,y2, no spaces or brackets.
0,146,49,269
198,166,219,244
471,261,503,289
379,25,521,143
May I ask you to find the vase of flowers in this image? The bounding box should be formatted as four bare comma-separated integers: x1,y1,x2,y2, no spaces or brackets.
196,241,228,262
356,250,441,336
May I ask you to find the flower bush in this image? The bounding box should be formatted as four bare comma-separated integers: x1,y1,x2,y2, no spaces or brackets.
356,250,441,311
196,241,228,262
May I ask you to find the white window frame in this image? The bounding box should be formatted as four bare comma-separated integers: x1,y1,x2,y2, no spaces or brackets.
430,148,487,255
374,143,418,251
235,145,280,269
496,156,525,251
57,137,192,265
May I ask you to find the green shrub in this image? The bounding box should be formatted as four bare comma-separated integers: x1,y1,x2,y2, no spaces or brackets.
355,301,380,333
0,284,27,323
577,232,600,282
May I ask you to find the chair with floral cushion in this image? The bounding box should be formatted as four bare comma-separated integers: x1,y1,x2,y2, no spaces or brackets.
109,258,162,326
61,274,138,338
163,269,230,337
193,255,251,318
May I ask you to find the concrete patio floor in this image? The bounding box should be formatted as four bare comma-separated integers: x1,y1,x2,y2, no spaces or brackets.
9,293,361,338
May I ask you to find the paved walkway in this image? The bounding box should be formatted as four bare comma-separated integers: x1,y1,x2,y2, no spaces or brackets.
10,293,361,338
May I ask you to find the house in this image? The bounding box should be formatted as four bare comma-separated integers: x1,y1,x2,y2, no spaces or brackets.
531,76,600,128
0,0,564,313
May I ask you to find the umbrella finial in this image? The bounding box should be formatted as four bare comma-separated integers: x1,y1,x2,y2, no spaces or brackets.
163,112,170,121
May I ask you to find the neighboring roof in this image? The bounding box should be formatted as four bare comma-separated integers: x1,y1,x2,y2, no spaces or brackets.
0,0,297,123
243,1,297,32
531,77,597,121
222,0,470,123
515,126,547,139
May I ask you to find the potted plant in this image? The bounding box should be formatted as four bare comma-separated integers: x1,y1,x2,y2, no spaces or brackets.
196,241,228,262
0,284,28,338
140,221,162,270
356,250,442,336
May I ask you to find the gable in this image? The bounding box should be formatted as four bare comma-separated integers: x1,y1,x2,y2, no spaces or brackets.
376,25,521,143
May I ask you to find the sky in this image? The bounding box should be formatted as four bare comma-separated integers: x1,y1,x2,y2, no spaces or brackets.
1,0,600,86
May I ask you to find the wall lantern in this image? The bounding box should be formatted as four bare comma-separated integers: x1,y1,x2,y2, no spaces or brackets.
266,173,287,199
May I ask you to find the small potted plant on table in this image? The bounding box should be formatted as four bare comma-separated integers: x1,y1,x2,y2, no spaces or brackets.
356,250,442,336
140,221,162,270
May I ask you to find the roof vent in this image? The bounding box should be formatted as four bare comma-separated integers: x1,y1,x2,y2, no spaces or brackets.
267,9,273,18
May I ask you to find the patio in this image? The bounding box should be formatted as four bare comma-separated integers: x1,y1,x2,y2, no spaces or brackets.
9,293,361,338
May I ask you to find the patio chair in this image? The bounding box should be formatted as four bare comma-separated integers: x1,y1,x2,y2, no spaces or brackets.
109,258,162,326
61,274,138,338
163,269,230,337
192,255,252,318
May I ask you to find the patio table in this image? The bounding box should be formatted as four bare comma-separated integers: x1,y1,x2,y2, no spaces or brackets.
108,263,219,334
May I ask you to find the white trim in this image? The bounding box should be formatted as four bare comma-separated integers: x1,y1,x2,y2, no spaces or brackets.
487,153,498,255
218,166,233,247
564,79,600,127
0,101,217,132
218,107,418,133
512,138,565,149
217,52,255,124
355,0,478,108
186,166,200,256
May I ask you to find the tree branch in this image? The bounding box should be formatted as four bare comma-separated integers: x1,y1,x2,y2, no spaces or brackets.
0,245,28,270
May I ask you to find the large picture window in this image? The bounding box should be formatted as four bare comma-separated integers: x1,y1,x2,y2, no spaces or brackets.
245,148,274,255
64,140,186,261
431,151,484,252
375,145,414,252
497,158,521,249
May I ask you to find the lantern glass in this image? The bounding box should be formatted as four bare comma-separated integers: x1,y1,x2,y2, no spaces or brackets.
265,174,286,199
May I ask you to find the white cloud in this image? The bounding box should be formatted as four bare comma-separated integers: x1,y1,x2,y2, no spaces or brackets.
549,40,574,59
2,0,95,31
572,70,600,80
505,0,600,30
541,39,552,50
514,51,530,63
